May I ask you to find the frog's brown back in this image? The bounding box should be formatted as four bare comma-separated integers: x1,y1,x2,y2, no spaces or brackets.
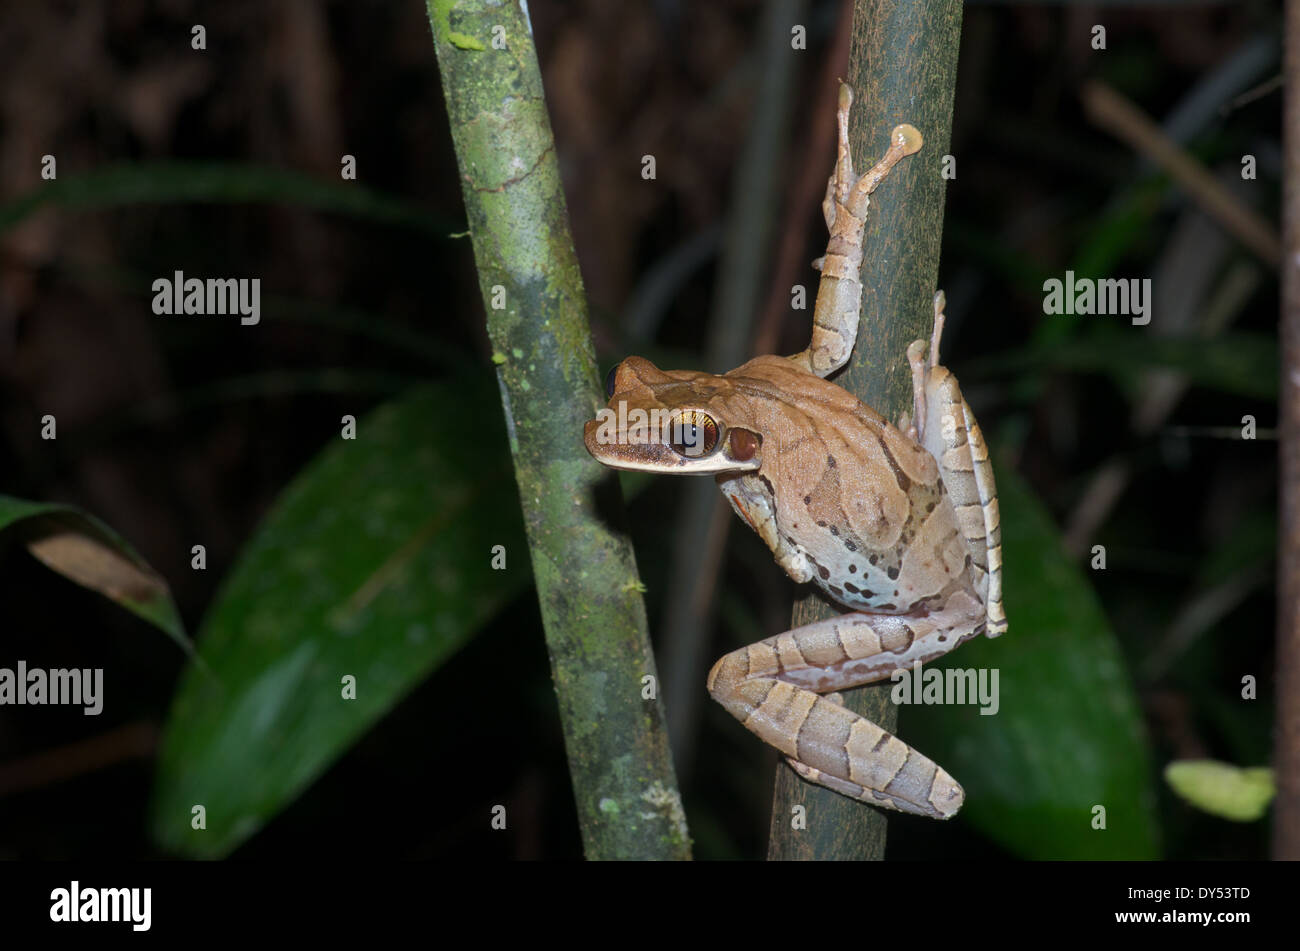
725,355,942,550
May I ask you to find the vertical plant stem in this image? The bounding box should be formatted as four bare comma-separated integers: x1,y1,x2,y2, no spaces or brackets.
426,0,689,860
1274,0,1300,861
767,0,963,860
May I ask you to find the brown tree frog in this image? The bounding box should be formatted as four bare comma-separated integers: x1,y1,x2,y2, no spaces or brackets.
583,84,1006,819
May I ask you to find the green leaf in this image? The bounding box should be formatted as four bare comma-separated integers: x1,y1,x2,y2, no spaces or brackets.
0,495,189,650
905,464,1159,859
0,162,460,236
151,376,528,857
1165,760,1275,822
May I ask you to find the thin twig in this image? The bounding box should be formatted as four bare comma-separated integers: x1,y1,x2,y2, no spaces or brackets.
1080,79,1281,266
1224,74,1283,115
0,721,157,797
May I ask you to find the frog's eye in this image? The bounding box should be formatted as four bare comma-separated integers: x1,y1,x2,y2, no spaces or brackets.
728,427,761,462
604,365,620,398
667,410,719,458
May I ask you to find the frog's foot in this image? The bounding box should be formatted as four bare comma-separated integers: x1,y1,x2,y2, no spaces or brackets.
844,122,923,219
787,757,964,819
905,290,951,443
929,289,947,368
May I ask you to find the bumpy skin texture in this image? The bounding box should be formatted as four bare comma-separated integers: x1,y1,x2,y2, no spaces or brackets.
582,85,1005,819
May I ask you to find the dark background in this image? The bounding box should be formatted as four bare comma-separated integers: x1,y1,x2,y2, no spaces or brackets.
0,0,1282,859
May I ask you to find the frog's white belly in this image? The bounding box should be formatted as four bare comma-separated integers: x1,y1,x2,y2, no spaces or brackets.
766,477,970,616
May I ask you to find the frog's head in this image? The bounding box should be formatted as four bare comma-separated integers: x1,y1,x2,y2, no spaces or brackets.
583,355,764,475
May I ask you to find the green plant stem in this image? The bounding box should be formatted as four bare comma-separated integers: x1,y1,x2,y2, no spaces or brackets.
426,1,689,859
767,0,964,861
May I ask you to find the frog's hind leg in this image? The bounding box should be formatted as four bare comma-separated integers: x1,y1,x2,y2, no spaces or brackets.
906,291,1008,637
707,599,984,819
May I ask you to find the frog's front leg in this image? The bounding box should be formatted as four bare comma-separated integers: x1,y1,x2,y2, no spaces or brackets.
904,292,1008,637
707,594,985,819
791,84,922,378
720,474,815,584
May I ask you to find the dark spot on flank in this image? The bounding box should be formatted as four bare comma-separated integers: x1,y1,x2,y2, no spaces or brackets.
848,564,857,573
817,565,830,580
828,585,843,598
868,554,878,565
816,520,827,528
844,582,859,594
925,501,936,513
938,634,947,642
803,495,811,505
845,540,857,551
887,566,900,580
827,455,837,468
829,525,839,536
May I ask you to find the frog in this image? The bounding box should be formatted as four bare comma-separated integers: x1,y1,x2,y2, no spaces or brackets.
582,83,1006,819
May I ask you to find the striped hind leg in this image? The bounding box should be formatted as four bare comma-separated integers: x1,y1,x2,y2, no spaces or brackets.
904,291,1008,637
706,596,985,819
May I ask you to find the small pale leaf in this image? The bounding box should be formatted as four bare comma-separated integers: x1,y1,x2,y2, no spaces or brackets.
1164,760,1275,822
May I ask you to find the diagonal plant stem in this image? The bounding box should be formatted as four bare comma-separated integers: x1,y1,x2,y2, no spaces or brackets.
767,0,964,861
1081,80,1281,267
426,0,689,859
